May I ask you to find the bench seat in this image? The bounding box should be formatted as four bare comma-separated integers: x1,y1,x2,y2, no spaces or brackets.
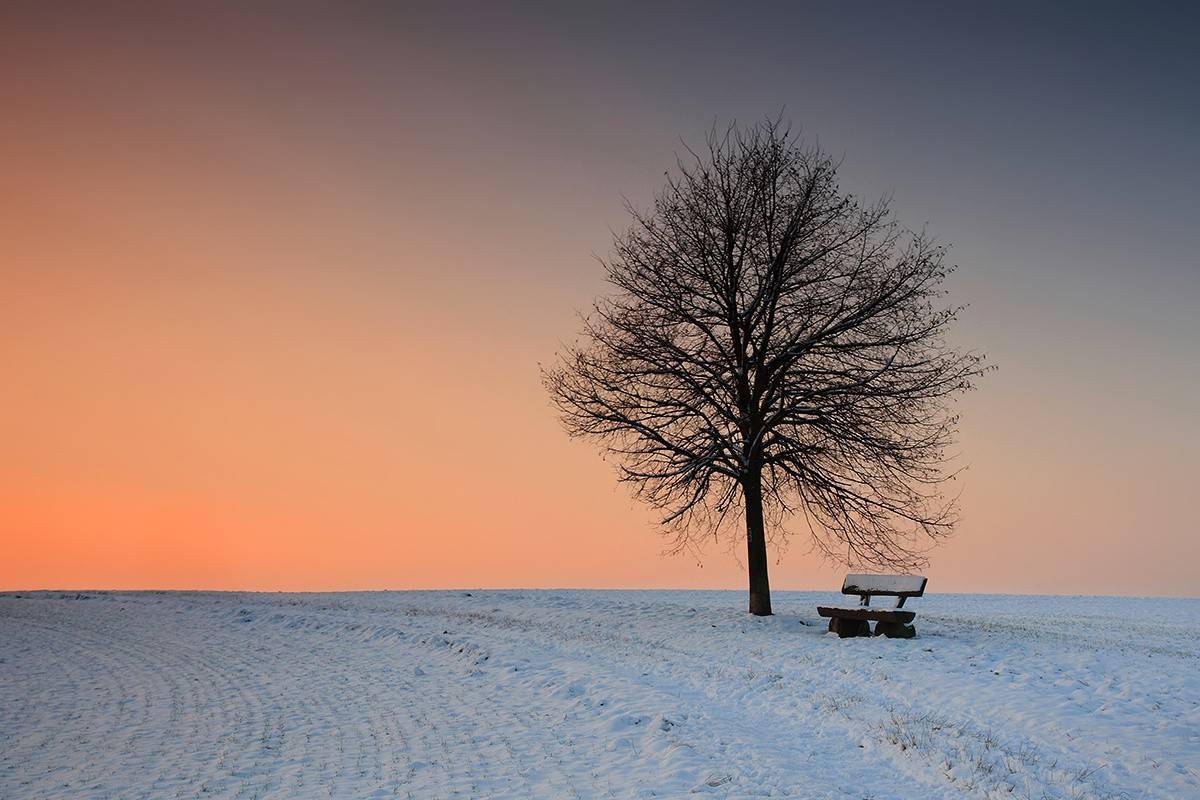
816,606,916,624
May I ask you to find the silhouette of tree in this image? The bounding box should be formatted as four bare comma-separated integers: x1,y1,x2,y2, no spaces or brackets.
543,119,989,615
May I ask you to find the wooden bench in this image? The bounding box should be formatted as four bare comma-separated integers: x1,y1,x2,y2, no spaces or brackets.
817,574,927,638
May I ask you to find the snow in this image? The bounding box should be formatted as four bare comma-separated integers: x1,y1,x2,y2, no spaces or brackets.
1,590,1197,799
841,574,927,595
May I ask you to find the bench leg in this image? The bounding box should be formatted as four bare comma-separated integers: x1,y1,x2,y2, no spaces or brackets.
873,621,917,638
829,617,871,638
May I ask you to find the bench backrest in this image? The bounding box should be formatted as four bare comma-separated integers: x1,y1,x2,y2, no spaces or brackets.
841,574,927,598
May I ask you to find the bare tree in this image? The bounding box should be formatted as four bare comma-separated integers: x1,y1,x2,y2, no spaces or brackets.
543,119,988,615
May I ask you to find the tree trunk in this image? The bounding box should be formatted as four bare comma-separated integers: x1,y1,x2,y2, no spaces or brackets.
743,467,773,616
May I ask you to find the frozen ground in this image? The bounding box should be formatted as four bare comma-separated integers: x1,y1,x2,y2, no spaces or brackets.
1,590,1197,799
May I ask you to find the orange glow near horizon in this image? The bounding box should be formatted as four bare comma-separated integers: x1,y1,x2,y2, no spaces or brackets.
3,6,1197,596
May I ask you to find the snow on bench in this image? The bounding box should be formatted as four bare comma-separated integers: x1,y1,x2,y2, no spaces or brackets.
841,574,927,597
817,574,928,638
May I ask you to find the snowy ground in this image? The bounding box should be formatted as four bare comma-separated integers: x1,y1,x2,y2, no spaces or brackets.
1,590,1197,800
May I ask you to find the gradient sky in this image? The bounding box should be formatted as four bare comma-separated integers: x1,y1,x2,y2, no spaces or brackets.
3,2,1197,595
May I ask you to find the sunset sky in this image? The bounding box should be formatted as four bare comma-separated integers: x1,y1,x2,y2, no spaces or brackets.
3,2,1197,596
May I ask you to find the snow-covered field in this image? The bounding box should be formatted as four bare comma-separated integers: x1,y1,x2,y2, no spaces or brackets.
1,590,1197,799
